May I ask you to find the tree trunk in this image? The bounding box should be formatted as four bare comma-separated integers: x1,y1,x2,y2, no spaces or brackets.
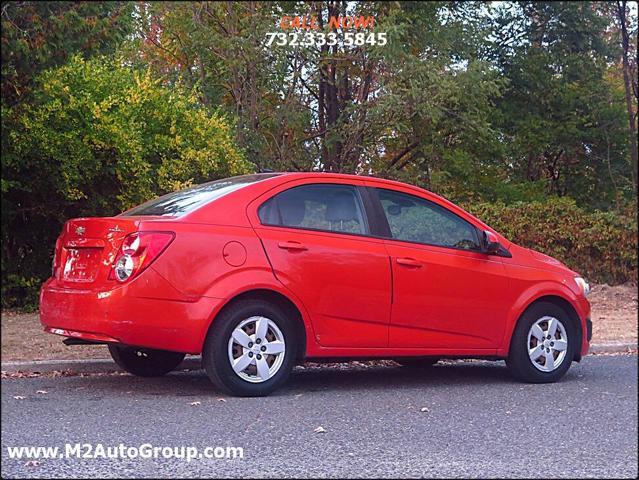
616,0,638,193
316,2,328,169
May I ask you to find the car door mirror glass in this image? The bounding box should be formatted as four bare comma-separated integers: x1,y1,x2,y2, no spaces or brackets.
482,230,502,255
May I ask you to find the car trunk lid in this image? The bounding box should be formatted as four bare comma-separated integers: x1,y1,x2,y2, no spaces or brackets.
56,217,140,288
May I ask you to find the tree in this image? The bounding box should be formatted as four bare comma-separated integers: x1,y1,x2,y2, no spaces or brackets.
490,1,635,208
131,1,506,181
368,1,505,198
1,1,136,307
1,1,134,106
615,0,638,193
133,1,311,171
1,55,248,307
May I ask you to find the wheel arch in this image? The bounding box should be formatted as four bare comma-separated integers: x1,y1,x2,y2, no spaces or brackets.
500,280,585,360
503,293,583,361
202,287,309,363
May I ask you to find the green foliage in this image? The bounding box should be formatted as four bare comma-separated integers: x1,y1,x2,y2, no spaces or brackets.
491,1,634,206
1,1,134,106
132,1,310,171
1,55,248,308
466,198,638,284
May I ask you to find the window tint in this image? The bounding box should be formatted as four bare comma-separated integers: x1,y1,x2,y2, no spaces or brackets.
259,184,368,235
377,188,480,250
122,174,280,217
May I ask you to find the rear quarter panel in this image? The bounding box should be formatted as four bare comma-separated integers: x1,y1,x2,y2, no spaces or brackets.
146,221,317,352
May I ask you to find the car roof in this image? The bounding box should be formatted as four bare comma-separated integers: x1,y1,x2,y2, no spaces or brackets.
275,171,415,189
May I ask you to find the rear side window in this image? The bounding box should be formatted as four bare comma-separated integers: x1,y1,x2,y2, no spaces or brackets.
259,184,368,235
377,188,480,250
122,174,280,217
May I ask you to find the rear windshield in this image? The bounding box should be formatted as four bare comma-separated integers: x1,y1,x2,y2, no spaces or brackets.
122,173,280,217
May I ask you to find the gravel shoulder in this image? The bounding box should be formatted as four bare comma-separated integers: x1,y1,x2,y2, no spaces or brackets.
589,283,637,344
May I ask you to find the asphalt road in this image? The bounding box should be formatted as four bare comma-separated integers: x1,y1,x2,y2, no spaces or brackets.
1,355,637,478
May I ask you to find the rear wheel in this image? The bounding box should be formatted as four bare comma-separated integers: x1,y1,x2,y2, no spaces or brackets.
507,301,576,383
108,345,185,377
395,357,439,368
202,299,298,396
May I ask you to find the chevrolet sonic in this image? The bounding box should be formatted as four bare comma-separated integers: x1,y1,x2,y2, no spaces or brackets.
40,173,592,396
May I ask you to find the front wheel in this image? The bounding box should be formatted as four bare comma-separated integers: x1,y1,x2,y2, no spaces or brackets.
108,345,185,377
507,301,576,383
202,299,298,396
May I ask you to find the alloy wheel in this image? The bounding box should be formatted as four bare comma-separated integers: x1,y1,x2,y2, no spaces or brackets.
527,316,568,372
227,316,286,383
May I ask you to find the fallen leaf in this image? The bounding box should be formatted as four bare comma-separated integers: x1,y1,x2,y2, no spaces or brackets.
36,390,48,394
505,411,512,415
420,407,430,413
314,426,326,433
2,371,41,379
190,401,201,406
13,396,25,400
217,398,227,402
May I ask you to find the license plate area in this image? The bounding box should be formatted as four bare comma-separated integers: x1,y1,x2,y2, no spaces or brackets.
62,248,102,282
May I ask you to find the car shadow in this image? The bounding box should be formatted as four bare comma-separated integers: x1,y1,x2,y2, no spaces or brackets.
62,360,526,397
282,361,515,394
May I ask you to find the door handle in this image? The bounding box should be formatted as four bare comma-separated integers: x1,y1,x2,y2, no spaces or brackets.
396,257,422,268
278,241,308,251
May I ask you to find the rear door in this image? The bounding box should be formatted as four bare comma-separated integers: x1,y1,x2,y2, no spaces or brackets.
249,179,392,348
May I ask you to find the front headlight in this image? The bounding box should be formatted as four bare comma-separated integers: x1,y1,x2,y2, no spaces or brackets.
574,277,590,297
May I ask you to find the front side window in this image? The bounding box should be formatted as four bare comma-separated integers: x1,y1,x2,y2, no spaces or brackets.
377,188,480,250
259,184,368,235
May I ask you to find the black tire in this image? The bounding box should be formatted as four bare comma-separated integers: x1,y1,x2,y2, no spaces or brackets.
395,357,439,368
202,299,299,397
506,301,577,383
108,344,185,377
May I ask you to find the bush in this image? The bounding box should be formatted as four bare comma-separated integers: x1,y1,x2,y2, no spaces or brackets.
466,198,638,285
2,55,250,309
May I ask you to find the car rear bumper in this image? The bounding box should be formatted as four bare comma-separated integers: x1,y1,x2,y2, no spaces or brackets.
40,273,222,354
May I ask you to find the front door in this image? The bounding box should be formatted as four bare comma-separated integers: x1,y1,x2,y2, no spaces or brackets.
372,187,511,350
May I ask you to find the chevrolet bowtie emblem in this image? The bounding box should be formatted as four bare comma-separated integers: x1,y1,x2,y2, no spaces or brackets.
75,226,86,235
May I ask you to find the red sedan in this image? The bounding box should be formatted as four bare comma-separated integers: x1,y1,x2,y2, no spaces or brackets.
40,173,592,396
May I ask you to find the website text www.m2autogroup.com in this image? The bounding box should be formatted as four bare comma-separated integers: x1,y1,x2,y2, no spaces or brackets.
4,443,244,463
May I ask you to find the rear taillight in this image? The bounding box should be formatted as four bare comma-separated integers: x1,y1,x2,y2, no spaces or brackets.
108,232,175,283
51,236,62,278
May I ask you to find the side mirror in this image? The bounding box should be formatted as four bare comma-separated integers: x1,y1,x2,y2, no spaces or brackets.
482,230,502,255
